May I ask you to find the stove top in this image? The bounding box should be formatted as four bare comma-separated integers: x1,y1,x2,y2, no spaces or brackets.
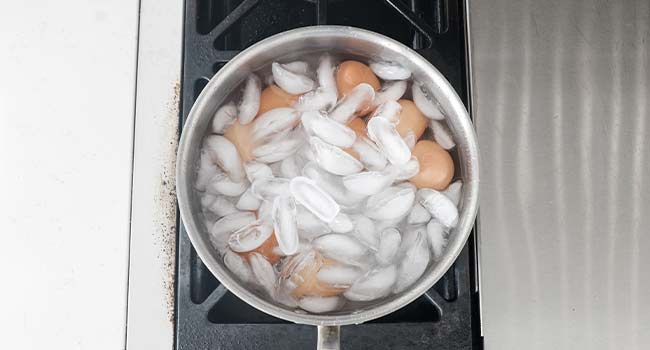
176,0,481,348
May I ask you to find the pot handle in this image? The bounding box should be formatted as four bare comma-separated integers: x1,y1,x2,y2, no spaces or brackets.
317,325,340,350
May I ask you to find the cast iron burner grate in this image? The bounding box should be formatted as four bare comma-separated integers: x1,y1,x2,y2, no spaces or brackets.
177,0,481,348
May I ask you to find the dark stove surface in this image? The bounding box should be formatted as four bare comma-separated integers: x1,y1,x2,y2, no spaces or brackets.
177,0,481,348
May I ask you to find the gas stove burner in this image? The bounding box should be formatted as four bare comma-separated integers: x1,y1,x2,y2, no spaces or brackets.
176,0,481,348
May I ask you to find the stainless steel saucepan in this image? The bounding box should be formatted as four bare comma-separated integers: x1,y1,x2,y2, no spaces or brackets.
176,26,479,349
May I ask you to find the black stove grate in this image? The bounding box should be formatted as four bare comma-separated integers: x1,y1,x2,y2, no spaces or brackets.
177,0,481,348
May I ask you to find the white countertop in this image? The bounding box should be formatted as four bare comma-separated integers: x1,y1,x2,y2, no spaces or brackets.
0,1,139,349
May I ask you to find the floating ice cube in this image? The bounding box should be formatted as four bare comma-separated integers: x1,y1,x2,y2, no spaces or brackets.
205,173,248,197
236,188,262,211
251,177,290,200
238,74,261,125
272,62,315,94
376,228,402,265
204,195,239,218
402,130,417,150
195,149,220,191
301,162,366,207
430,120,455,150
342,170,395,196
251,107,300,143
412,82,444,120
343,265,397,301
364,185,415,221
418,189,459,228
302,111,356,148
426,219,448,261
407,202,432,225
369,61,412,80
272,195,299,255
317,264,362,287
374,217,403,233
228,220,274,253
327,213,354,233
299,296,344,314
329,83,375,124
312,233,368,262
223,250,254,283
351,137,388,171
442,180,463,207
209,211,257,250
394,229,430,293
294,89,338,112
370,100,402,124
296,204,332,237
279,155,301,178
211,101,238,134
371,80,407,108
243,161,273,183
367,117,412,166
252,135,303,163
387,156,420,181
257,199,273,222
289,176,340,223
317,54,337,94
275,279,299,308
204,135,246,182
249,252,278,297
309,136,363,176
283,61,309,75
349,214,378,250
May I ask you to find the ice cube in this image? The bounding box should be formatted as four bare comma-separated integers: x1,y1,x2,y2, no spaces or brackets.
195,149,220,191
317,54,337,94
369,100,402,124
299,296,344,314
296,204,332,237
426,219,448,261
442,180,463,207
272,62,315,94
301,162,366,207
249,252,278,297
407,203,432,225
371,80,408,108
329,83,375,124
204,135,246,182
418,189,459,228
316,264,363,287
430,120,455,150
238,74,261,125
327,213,354,233
283,60,309,75
294,89,338,112
349,214,378,250
205,172,248,197
312,233,368,262
374,217,403,233
309,136,363,176
369,61,412,80
236,188,262,211
251,177,290,200
243,161,273,183
289,176,340,223
272,195,299,255
280,155,301,178
343,265,397,301
412,82,444,120
228,220,274,253
367,117,412,166
275,279,299,308
211,101,238,134
257,199,273,222
302,111,356,148
364,185,415,221
223,250,254,283
402,130,417,150
209,211,257,250
387,156,420,181
203,195,239,218
376,228,402,265
251,107,300,143
351,137,388,171
342,170,395,196
394,230,430,293
252,135,303,163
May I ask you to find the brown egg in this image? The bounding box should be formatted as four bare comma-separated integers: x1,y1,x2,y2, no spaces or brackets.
347,117,368,138
283,251,346,298
238,233,282,265
395,99,428,139
336,60,381,97
224,120,254,161
410,140,455,190
258,85,299,116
